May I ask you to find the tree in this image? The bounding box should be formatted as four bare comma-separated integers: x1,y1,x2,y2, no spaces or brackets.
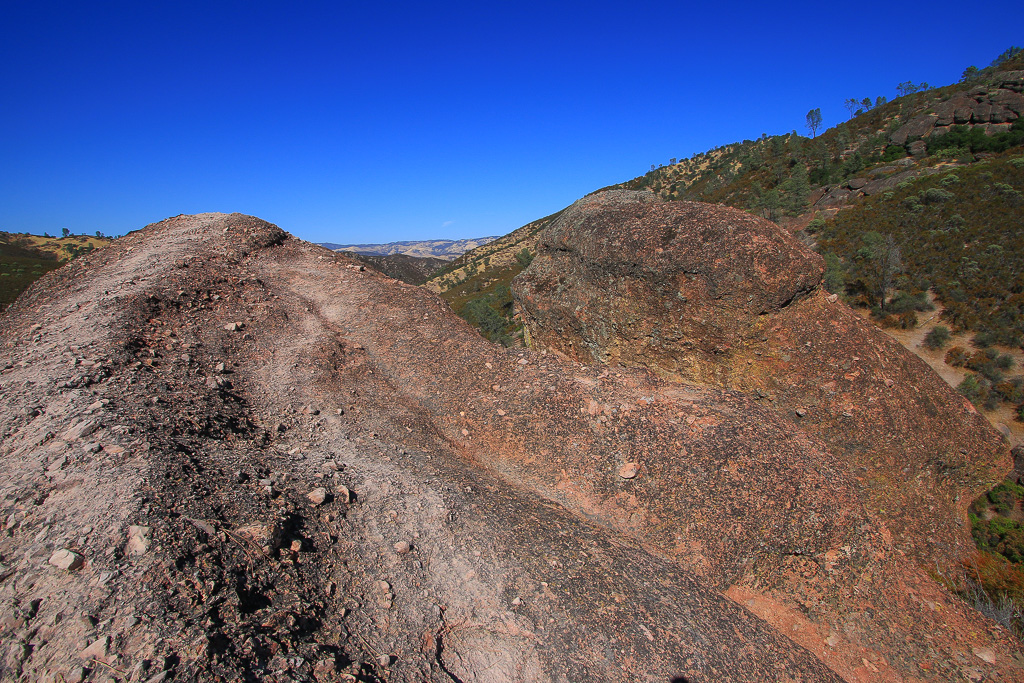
844,98,858,120
823,253,845,294
874,95,887,108
961,65,980,82
95,230,103,238
896,81,929,97
514,248,534,268
61,227,69,238
857,232,903,309
805,108,822,138
991,46,1023,68
861,97,872,110
751,184,781,222
780,164,810,216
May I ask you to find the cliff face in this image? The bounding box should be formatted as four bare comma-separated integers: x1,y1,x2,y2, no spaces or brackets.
512,190,1010,569
0,212,1019,682
889,70,1024,146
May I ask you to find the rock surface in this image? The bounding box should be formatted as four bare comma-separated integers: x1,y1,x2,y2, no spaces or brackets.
0,211,1018,681
513,190,1009,569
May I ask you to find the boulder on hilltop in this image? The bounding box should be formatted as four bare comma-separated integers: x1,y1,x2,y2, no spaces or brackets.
512,189,1010,569
0,212,1019,681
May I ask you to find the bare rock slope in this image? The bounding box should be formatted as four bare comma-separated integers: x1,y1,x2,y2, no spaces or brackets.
513,190,1010,569
0,212,1020,682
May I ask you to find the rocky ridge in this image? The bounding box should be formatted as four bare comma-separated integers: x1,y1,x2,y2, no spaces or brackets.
0,212,1020,681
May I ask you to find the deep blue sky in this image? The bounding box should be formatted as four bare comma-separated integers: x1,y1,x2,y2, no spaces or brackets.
1,2,1021,243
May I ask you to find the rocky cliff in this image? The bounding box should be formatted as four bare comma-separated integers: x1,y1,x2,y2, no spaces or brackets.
889,71,1024,146
0,212,1020,682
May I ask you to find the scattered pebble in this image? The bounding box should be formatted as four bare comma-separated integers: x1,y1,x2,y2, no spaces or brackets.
618,462,639,479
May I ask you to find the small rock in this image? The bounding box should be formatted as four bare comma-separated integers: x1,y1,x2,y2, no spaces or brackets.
127,525,151,556
393,541,412,554
308,488,328,506
235,520,284,553
378,580,391,592
795,408,807,418
827,293,839,303
518,358,529,365
223,322,242,332
79,635,110,660
378,654,391,667
336,485,352,504
618,462,639,479
321,460,339,473
48,549,84,571
972,646,996,664
62,419,99,442
214,362,226,374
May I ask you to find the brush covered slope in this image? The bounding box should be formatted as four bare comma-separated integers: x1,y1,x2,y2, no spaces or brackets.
0,213,1021,682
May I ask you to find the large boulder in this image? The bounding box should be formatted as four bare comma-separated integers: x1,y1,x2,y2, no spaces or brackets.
1,211,1019,681
513,190,1009,570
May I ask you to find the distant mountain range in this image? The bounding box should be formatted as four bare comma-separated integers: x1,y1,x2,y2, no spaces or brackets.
319,236,499,260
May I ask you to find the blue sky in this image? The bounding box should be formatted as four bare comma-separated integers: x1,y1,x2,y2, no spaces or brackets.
1,2,1021,243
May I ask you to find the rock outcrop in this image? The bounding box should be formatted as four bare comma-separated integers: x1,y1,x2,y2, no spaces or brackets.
889,71,1024,145
513,190,1009,569
0,212,1019,681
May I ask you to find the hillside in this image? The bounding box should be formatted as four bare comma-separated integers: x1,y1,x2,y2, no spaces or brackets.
439,51,1024,411
339,252,448,285
1,212,1020,681
0,232,112,312
422,211,563,345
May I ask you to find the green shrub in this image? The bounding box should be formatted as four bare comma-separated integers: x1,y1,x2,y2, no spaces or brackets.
924,325,951,349
922,187,955,204
888,290,933,313
946,346,970,367
958,373,987,405
805,217,827,234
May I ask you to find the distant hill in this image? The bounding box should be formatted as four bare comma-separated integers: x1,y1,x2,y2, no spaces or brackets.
319,236,499,260
340,251,448,286
0,231,112,312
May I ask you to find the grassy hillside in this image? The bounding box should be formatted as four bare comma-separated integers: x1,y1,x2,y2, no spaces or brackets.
424,210,563,345
0,232,112,312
